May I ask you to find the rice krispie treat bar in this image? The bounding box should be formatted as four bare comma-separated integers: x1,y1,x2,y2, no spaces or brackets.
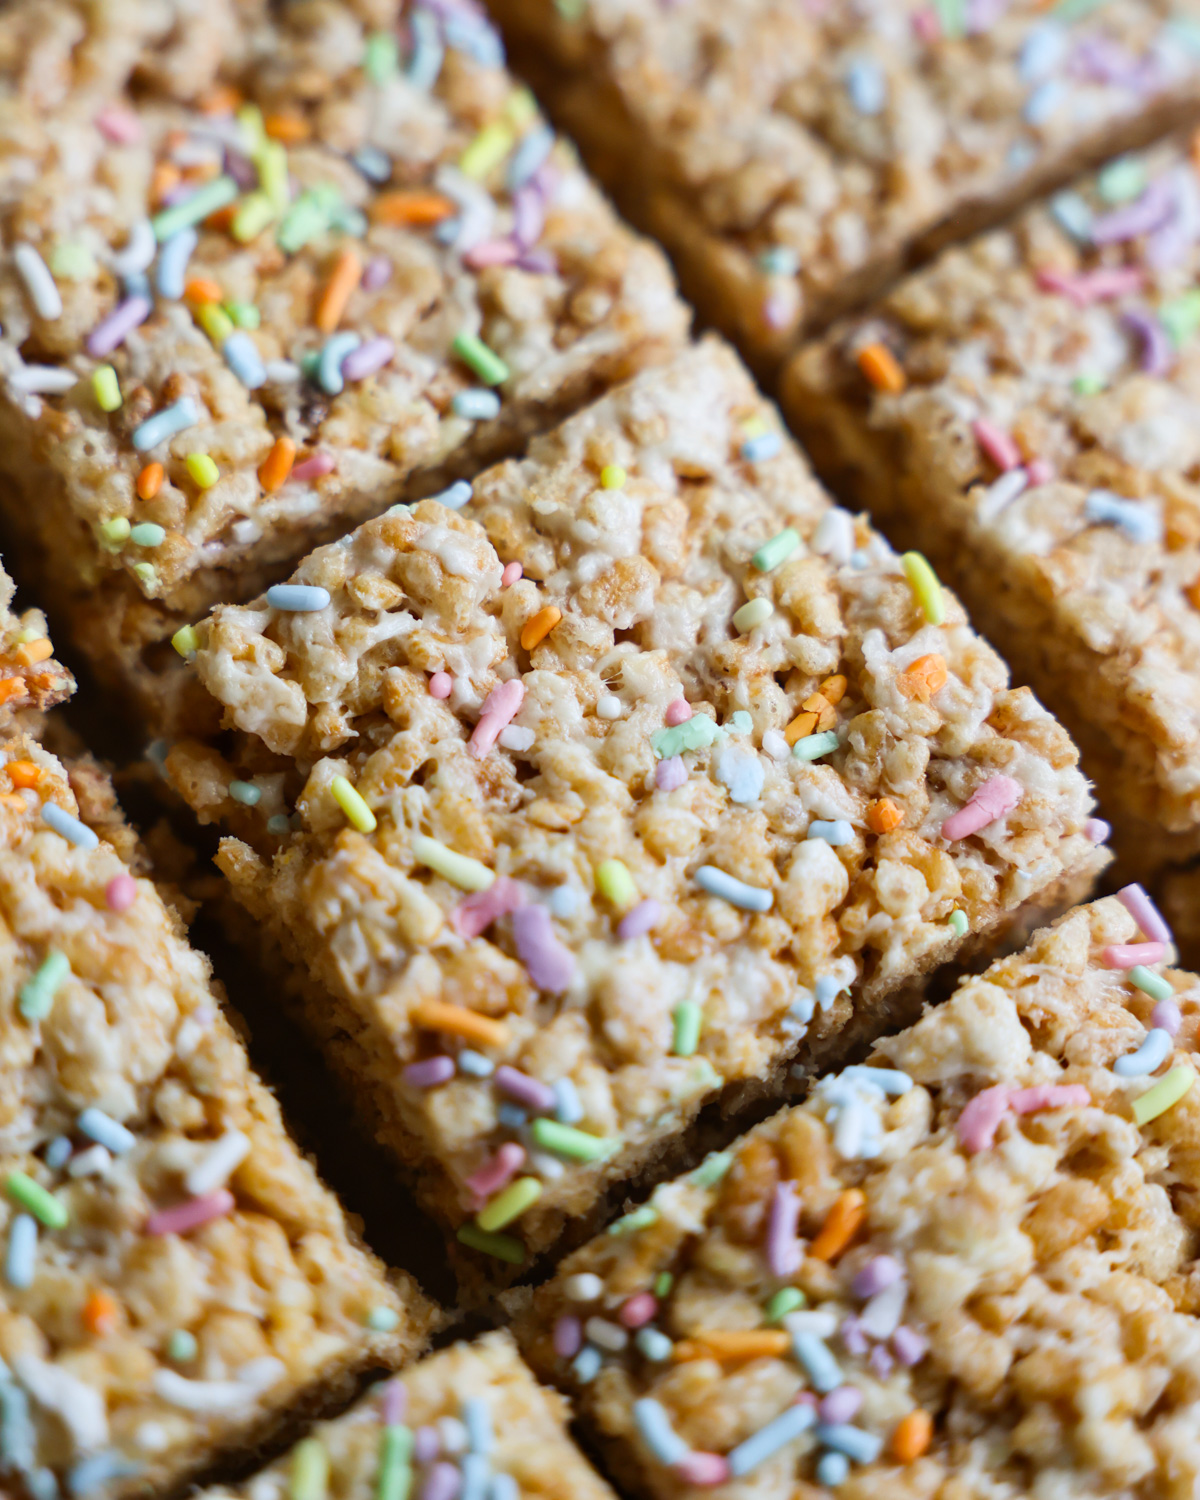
198,1330,618,1500
163,338,1106,1289
785,134,1200,881
485,0,1200,374
515,892,1200,1499
0,0,686,734
0,563,73,729
0,726,435,1500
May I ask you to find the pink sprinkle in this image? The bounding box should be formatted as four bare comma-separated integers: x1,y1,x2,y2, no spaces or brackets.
362,256,393,292
465,1141,526,1206
941,774,1022,841
619,1293,658,1329
495,1064,556,1113
404,1056,456,1088
764,1180,801,1278
553,1315,583,1358
1117,883,1173,946
1026,458,1054,486
1009,1084,1090,1115
516,249,556,275
145,1188,235,1237
957,1084,1011,1153
511,903,574,993
414,1428,440,1464
87,295,151,358
851,1254,902,1299
429,671,453,699
1103,941,1167,970
450,876,524,940
869,1344,894,1378
464,238,520,269
972,418,1021,473
655,756,687,793
1083,816,1110,843
381,1380,407,1426
665,698,692,726
292,452,336,482
616,898,662,941
912,6,940,40
105,873,137,912
673,1454,730,1488
469,679,525,760
1091,176,1178,245
1035,265,1144,306
341,335,395,382
1152,999,1182,1037
501,561,523,587
793,1391,819,1410
96,106,141,144
892,1325,928,1366
839,1316,869,1356
819,1386,862,1424
512,187,545,250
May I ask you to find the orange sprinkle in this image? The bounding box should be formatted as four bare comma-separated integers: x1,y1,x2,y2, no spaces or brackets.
783,709,819,747
801,691,830,716
315,247,363,334
819,674,847,706
83,1289,120,1337
809,1188,866,1263
867,798,904,835
150,162,181,204
15,639,53,668
184,276,224,305
205,204,238,232
0,793,26,812
372,190,457,227
258,436,297,495
0,679,26,706
7,761,40,789
891,1409,933,1463
199,84,242,116
1187,577,1200,612
411,999,509,1049
520,606,562,652
137,463,164,501
264,111,311,144
672,1330,790,1364
856,341,906,396
897,653,948,702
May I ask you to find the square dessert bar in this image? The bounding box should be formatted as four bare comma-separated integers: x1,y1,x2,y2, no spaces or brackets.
0,563,73,728
515,893,1200,1499
0,730,434,1499
165,337,1106,1288
0,0,686,733
486,0,1200,373
197,1330,619,1500
785,134,1200,881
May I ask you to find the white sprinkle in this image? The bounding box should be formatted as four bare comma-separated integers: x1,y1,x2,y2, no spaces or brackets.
812,509,854,565
66,1144,113,1178
859,1279,907,1338
438,1416,469,1455
13,245,63,320
498,726,535,752
782,1309,838,1339
596,694,623,720
564,1273,604,1302
134,1422,170,1453
547,886,578,919
978,467,1028,522
585,1317,628,1352
15,1354,109,1450
762,728,790,760
9,365,76,394
152,1358,283,1412
185,1129,251,1197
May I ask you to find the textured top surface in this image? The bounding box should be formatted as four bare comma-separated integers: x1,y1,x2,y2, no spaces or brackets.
518,896,1200,1500
0,563,73,727
200,1330,617,1500
0,732,432,1500
0,0,685,610
787,136,1200,835
167,339,1102,1264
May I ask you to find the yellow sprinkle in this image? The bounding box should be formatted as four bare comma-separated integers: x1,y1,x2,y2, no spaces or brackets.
741,415,768,439
330,775,377,834
459,121,515,180
595,858,637,910
197,302,234,345
92,365,122,412
411,834,494,892
476,1176,542,1232
506,86,540,129
1132,1064,1194,1126
901,551,945,626
172,625,199,659
733,597,773,632
186,452,219,488
600,465,626,490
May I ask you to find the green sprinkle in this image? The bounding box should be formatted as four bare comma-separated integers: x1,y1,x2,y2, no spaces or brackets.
151,174,238,242
456,1223,526,1264
733,597,774,632
1129,965,1173,1003
607,1205,659,1236
600,465,626,489
688,1151,733,1188
529,1119,614,1161
452,332,509,387
130,522,165,547
477,1176,542,1232
1096,157,1146,205
554,0,587,16
185,453,219,489
595,858,637,909
290,1437,329,1500
901,550,944,625
459,122,515,180
225,301,261,329
376,1424,413,1500
765,1287,807,1323
1167,15,1200,55
1054,0,1106,20
1132,1064,1194,1126
1073,373,1105,395
364,30,400,82
167,1329,197,1362
933,0,965,36
653,1271,673,1298
277,189,336,254
948,909,969,938
50,241,96,280
1160,290,1200,348
232,192,276,244
792,730,840,762
229,780,261,806
18,951,70,1022
651,715,725,759
99,517,131,548
197,303,234,346
5,1172,67,1230
366,1305,400,1333
331,775,377,834
672,1000,702,1057
132,562,158,587
411,834,494,891
752,528,800,573
172,625,199,659
91,365,121,412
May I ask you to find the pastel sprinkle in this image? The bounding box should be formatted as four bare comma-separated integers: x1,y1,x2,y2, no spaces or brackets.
229,781,260,806
595,858,637,909
636,1328,675,1362
741,432,782,462
788,1329,842,1394
501,562,522,587
674,1454,730,1487
529,1119,612,1162
1113,1028,1173,1078
972,418,1021,472
105,874,137,911
144,1190,235,1236
819,1387,863,1425
155,228,198,301
376,1425,413,1500
13,244,62,320
554,1316,583,1358
901,551,944,624
455,1225,525,1264
792,730,839,762
1103,941,1166,969
1133,1066,1194,1125
1152,999,1182,1037
511,904,574,993
1117,884,1173,945
495,1066,555,1114
449,876,523,940
330,775,377,834
726,1404,815,1476
665,698,692,727
600,465,626,489
1085,488,1161,545
92,366,122,411
6,1173,67,1229
672,1000,702,1057
17,951,70,1022
77,1108,136,1155
172,626,199,659
733,597,773,632
617,898,662,941
476,1176,542,1232
765,1181,801,1277
633,1399,689,1466
403,1057,455,1089
223,330,266,389
564,1272,604,1301
342,336,395,382
941,775,1022,841
815,1423,882,1464
318,331,362,395
948,909,969,937
693,864,772,912
132,397,200,452
412,834,494,892
452,332,509,386
453,389,501,421
816,1452,849,1487
130,522,165,547
469,679,525,759
266,583,330,611
42,803,98,850
151,175,238,240
808,819,852,846
607,1206,659,1235
292,452,336,482
5,1214,36,1288
752,529,800,572
656,757,687,792
1129,965,1173,1003
571,1345,602,1383
1007,1084,1089,1115
465,1143,526,1205
956,1084,1011,1153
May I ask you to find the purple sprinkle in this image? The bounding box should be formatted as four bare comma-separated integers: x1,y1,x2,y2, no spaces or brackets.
1123,308,1173,376
616,898,662,941
530,159,559,203
1090,174,1178,245
1083,817,1110,844
1147,170,1200,271
655,756,687,793
341,335,395,382
494,1064,556,1113
464,239,520,270
414,1427,440,1464
159,182,196,208
1152,998,1183,1037
553,1315,583,1358
851,1254,903,1300
511,904,575,994
381,1379,407,1425
224,148,258,190
515,249,556,275
87,295,151,357
892,1325,928,1367
420,1462,462,1500
404,1056,456,1088
362,256,393,292
868,1343,894,1378
839,1315,869,1357
512,185,545,250
818,1386,863,1425
764,1181,801,1278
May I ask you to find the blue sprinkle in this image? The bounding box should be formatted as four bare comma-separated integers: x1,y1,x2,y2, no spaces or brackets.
5,1214,36,1289
407,9,445,89
694,864,773,913
844,58,886,114
507,124,555,191
42,803,99,850
1166,15,1200,55
318,331,362,395
430,480,473,511
815,1425,883,1465
497,1103,527,1129
0,1379,36,1469
849,548,871,569
816,1451,850,1486
28,1472,57,1500
122,271,151,301
808,819,853,846
789,1330,842,1393
464,1397,493,1455
266,814,291,836
77,1107,136,1155
727,1404,816,1477
635,1327,674,1362
741,431,782,463
223,330,266,390
1006,141,1037,173
459,1049,496,1078
132,396,200,453
443,14,504,66
1024,78,1066,127
633,1399,690,1465
488,1477,518,1500
460,1454,490,1500
758,246,799,276
572,1345,603,1383
266,583,331,612
1019,21,1068,80
68,1451,141,1496
229,780,261,806
553,1077,583,1124
155,227,198,300
815,975,847,1010
1083,489,1161,545
352,145,392,182
1050,191,1093,243
452,389,502,421
44,1137,72,1170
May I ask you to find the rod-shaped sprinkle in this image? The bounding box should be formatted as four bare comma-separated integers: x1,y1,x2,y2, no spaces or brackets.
13,244,62,320
495,1065,555,1113
940,774,1022,841
411,835,494,892
151,174,238,241
132,396,200,453
815,1423,883,1464
77,1107,136,1155
185,1130,251,1197
469,679,525,759
764,1180,801,1278
144,1189,235,1236
633,1399,690,1466
455,1224,525,1263
475,1176,541,1232
330,775,377,834
41,803,99,850
1117,883,1173,945
726,1404,816,1477
693,865,773,913
1103,941,1167,969
529,1118,613,1161
511,905,574,993
1132,1065,1194,1126
1113,1028,1173,1078
788,1329,842,1393
900,551,944,624
6,1172,68,1229
5,1213,36,1288
1129,965,1173,1003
